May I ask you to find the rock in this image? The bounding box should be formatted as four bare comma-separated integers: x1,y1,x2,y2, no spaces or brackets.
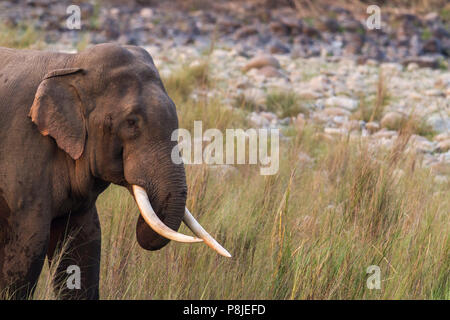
269,21,288,35
242,54,281,72
401,57,440,69
406,62,419,71
308,75,332,92
280,16,302,34
100,17,120,39
234,26,259,39
427,114,450,133
302,25,320,38
434,132,450,142
317,18,340,33
243,88,266,106
140,8,153,19
323,107,351,117
372,129,398,139
324,96,358,111
380,112,404,130
249,112,270,127
296,89,322,100
437,139,450,152
217,16,241,33
422,38,442,54
425,89,444,97
365,121,380,134
343,33,365,55
235,80,251,89
409,135,436,153
424,12,439,21
258,66,285,78
324,127,347,136
381,62,403,75
269,40,290,54
260,111,277,122
344,120,361,131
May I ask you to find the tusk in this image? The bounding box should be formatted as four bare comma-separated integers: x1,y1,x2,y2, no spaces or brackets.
183,207,232,258
132,185,203,243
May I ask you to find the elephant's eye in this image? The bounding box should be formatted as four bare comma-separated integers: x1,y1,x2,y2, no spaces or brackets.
127,119,136,127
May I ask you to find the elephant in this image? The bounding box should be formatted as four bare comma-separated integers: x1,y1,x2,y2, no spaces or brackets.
0,43,230,300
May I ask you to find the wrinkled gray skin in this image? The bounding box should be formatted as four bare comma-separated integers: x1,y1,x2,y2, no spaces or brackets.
0,44,187,299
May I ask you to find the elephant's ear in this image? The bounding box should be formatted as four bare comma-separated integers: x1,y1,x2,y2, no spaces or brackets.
29,68,86,160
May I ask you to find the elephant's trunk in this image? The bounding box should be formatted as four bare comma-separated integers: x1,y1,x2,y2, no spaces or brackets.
133,185,201,244
126,145,230,256
133,185,231,257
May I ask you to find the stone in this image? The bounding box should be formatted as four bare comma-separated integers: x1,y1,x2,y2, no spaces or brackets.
425,89,444,97
343,120,361,131
317,18,340,32
427,114,450,133
260,111,277,122
242,54,281,72
372,129,398,139
406,63,419,71
409,135,436,153
380,112,404,130
365,121,380,133
140,8,153,19
269,40,290,54
324,96,358,111
437,139,450,152
249,112,270,127
422,38,442,54
296,89,322,100
323,107,351,117
308,75,332,92
258,66,285,78
434,132,450,142
243,88,266,106
269,21,288,35
324,127,347,136
280,16,302,34
234,26,259,39
401,57,440,69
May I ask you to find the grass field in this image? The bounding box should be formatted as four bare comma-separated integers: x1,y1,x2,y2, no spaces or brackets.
31,63,449,300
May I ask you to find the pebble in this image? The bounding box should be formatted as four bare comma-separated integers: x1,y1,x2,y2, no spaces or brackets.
324,96,359,111
365,121,380,134
323,107,351,117
258,66,286,78
380,112,405,130
437,139,450,152
242,54,281,72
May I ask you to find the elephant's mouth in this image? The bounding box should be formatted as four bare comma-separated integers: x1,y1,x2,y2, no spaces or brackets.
132,185,231,257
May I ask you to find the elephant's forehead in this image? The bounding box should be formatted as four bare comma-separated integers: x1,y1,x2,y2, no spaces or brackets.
100,78,174,117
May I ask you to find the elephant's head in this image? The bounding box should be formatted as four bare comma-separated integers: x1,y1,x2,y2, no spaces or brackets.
28,43,230,257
